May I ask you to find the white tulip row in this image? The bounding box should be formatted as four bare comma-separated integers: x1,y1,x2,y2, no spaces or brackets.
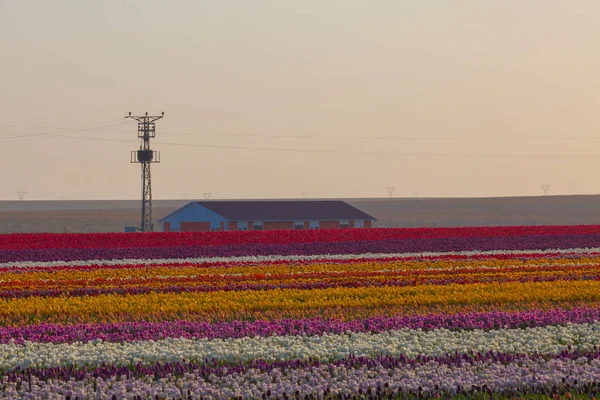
1,356,598,399
1,322,600,372
2,247,599,269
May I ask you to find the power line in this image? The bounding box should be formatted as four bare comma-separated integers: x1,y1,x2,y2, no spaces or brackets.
0,122,131,142
0,119,130,142
151,141,600,160
0,123,130,137
2,121,597,160
52,134,600,160
0,122,599,141
153,133,599,141
0,118,125,131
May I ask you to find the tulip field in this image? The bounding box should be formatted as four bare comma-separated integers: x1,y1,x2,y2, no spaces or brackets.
3,226,600,399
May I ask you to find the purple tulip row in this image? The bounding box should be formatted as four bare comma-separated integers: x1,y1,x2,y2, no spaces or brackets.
1,234,600,263
3,306,600,345
5,349,595,382
2,350,600,399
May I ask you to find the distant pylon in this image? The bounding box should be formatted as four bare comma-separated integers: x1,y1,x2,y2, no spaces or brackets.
126,111,164,232
541,184,550,195
386,186,395,198
17,191,26,200
203,192,212,199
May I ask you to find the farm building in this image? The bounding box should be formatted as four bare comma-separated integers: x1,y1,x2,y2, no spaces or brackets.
158,200,376,232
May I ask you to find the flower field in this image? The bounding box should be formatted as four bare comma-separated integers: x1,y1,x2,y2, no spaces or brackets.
2,226,600,398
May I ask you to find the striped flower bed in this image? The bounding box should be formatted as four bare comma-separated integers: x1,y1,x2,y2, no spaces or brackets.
1,226,600,398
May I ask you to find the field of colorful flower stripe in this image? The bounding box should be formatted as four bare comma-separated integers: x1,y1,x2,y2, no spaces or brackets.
2,226,600,399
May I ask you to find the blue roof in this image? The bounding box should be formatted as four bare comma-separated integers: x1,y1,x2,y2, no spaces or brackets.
160,200,375,222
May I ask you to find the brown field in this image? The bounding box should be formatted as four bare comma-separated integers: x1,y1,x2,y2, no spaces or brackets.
0,195,598,233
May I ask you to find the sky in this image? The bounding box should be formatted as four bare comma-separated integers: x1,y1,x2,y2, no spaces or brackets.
1,0,600,200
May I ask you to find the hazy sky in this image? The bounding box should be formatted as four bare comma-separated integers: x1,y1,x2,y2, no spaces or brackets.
1,1,600,200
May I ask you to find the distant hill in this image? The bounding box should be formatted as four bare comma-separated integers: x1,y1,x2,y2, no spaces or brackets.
0,195,599,233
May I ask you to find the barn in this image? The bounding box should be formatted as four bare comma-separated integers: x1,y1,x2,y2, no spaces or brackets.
158,200,376,232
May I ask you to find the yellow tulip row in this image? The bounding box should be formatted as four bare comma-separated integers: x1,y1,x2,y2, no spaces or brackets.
1,264,598,293
1,279,599,320
3,256,598,283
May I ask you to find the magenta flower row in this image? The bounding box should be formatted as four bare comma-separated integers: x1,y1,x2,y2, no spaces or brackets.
3,225,599,250
3,306,600,345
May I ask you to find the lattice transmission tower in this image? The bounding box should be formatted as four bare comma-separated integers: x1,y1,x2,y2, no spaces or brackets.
126,112,164,232
541,184,550,196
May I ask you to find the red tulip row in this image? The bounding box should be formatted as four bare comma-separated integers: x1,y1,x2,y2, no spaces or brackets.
1,225,600,250
2,233,600,263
